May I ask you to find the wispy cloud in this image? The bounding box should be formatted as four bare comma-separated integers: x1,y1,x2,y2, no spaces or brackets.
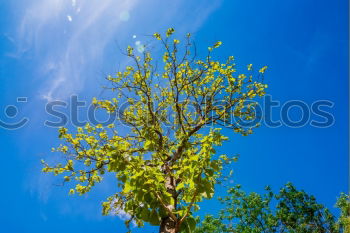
16,0,222,102
17,0,138,101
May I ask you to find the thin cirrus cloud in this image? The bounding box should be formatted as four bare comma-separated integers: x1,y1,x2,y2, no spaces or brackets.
16,0,223,102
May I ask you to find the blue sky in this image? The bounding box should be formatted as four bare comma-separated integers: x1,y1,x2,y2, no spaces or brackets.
0,0,348,232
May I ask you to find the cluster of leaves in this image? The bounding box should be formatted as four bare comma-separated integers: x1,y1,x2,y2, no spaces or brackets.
42,28,267,232
195,183,350,233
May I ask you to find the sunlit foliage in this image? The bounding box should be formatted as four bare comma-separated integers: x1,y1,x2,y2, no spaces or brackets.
42,28,267,233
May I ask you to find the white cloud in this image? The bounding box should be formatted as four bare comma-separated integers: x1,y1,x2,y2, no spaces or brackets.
16,0,222,102
17,0,138,101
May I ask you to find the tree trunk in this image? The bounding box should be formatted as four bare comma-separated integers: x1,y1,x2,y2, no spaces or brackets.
159,216,177,233
159,164,178,233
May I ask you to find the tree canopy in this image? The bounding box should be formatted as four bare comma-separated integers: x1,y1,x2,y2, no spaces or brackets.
42,28,267,233
195,183,350,233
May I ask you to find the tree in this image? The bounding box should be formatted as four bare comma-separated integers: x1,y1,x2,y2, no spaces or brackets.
195,183,350,233
336,192,350,233
41,28,268,233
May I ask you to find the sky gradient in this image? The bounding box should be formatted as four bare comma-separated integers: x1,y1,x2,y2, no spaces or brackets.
0,0,348,232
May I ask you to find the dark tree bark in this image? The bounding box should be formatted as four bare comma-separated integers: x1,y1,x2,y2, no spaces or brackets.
159,168,179,233
159,217,177,233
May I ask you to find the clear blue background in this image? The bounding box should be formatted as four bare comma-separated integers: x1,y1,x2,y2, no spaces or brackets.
0,0,348,232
